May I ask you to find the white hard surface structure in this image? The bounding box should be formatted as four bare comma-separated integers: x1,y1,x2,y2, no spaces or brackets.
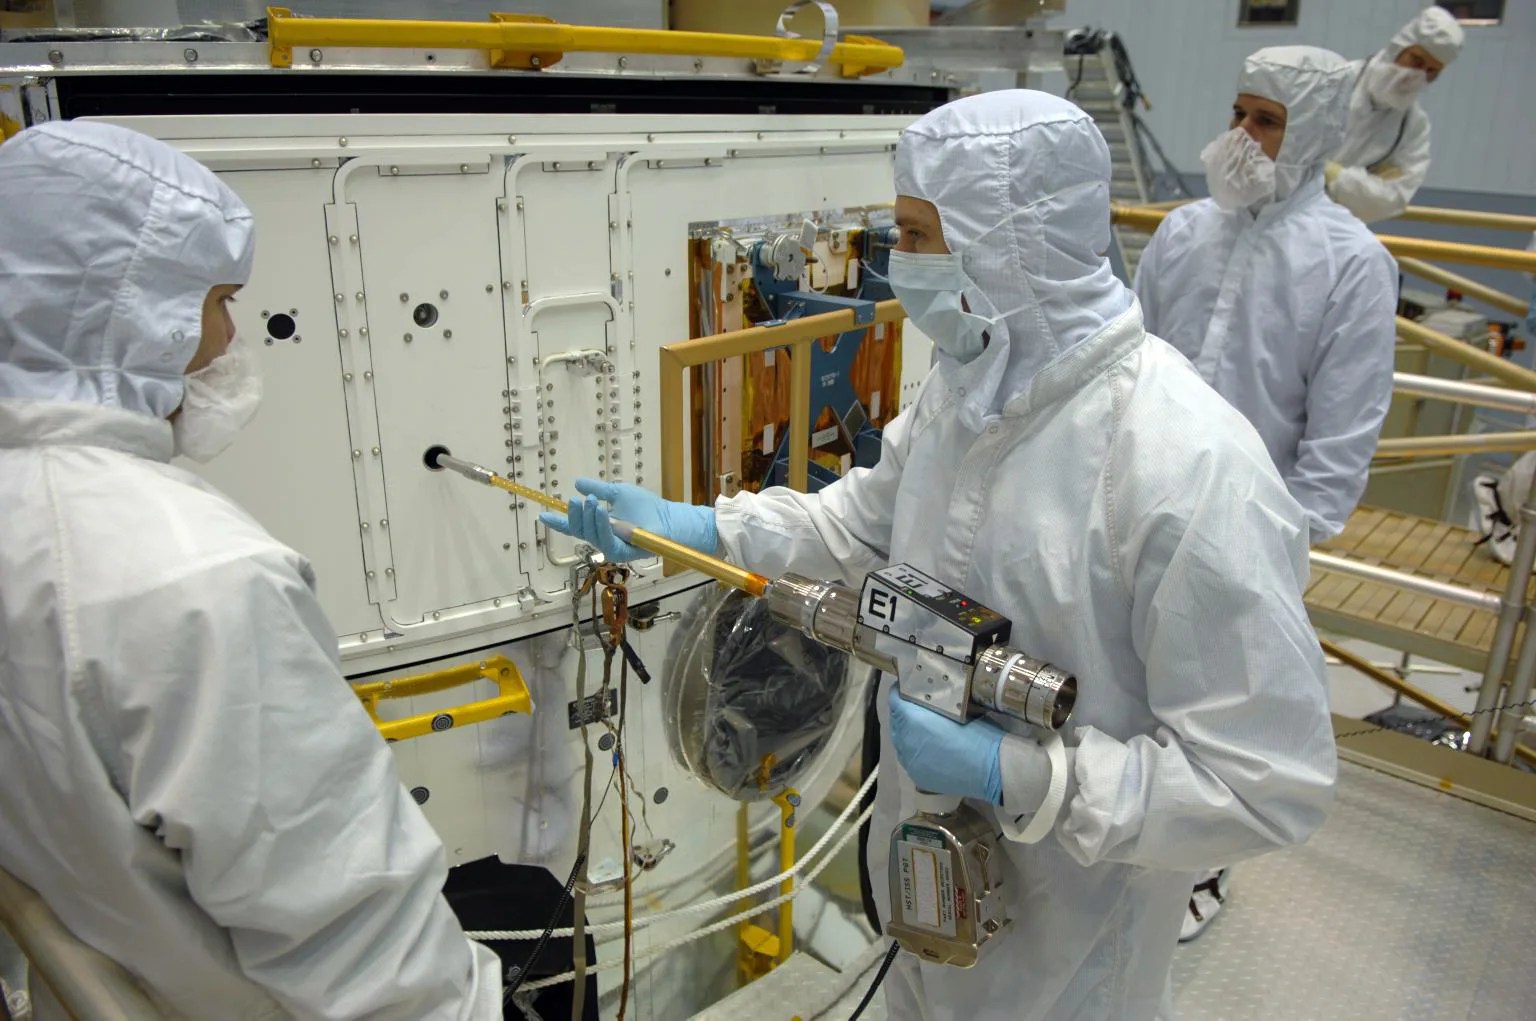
86,113,909,1017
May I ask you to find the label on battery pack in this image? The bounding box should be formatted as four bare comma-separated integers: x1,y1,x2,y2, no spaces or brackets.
896,827,958,939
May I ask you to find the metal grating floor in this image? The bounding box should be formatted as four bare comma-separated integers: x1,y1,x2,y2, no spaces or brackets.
711,759,1536,1020
1172,760,1536,1020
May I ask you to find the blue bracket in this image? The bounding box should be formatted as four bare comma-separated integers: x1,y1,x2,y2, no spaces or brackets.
760,287,885,492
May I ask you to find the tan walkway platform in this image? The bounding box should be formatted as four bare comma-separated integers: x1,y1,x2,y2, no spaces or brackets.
1307,506,1519,673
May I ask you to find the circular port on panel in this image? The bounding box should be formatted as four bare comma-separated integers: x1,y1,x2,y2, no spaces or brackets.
412,302,439,328
265,312,297,340
423,445,451,471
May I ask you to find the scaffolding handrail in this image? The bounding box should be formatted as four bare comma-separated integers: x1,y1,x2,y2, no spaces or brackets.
1398,257,1529,318
1395,315,1536,392
1110,203,1536,273
1394,372,1536,414
1393,205,1536,233
1309,551,1502,612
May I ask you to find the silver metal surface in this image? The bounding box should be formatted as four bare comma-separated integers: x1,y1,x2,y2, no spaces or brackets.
972,645,1076,731
839,24,1059,73
0,865,161,1021
930,0,1065,26
1469,474,1536,753
1309,551,1502,613
1394,372,1536,414
430,451,496,487
1493,497,1536,762
1172,760,1536,1019
887,803,1008,968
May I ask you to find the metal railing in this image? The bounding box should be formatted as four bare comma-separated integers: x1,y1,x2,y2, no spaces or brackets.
0,865,162,1021
1110,203,1536,273
663,211,1536,764
1397,258,1529,318
1349,369,1536,764
1392,205,1536,234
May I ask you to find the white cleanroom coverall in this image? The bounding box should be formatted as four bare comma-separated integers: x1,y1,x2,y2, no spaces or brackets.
1330,6,1465,223
717,91,1337,1020
0,121,501,1019
1136,47,1399,543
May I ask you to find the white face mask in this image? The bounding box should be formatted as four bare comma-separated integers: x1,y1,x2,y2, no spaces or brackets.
1200,127,1278,210
886,249,998,364
1364,59,1428,110
172,335,263,462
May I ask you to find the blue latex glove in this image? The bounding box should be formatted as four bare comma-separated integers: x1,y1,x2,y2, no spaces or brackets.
888,686,1005,804
538,478,718,563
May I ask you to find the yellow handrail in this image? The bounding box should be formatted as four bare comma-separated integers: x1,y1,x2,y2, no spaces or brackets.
354,654,532,742
1395,205,1536,233
1398,257,1529,318
1395,315,1536,392
1110,203,1536,273
266,6,903,76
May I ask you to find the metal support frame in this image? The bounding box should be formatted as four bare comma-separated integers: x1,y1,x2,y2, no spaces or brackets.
1469,472,1536,756
659,299,905,502
756,285,882,491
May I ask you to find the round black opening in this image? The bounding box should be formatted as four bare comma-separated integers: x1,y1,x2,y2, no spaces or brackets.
423,445,451,471
412,303,439,328
266,312,297,340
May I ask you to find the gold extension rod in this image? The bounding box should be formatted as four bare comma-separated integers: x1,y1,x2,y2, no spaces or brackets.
425,447,770,597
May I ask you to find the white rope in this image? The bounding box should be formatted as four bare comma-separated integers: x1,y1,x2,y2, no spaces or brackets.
466,765,878,942
518,802,875,993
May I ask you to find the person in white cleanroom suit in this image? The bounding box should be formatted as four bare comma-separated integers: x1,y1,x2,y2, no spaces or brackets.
544,90,1337,1019
1135,46,1399,548
0,122,500,1019
1326,5,1464,223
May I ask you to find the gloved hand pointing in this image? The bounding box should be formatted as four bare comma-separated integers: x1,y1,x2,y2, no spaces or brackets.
539,478,718,564
888,687,1005,804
